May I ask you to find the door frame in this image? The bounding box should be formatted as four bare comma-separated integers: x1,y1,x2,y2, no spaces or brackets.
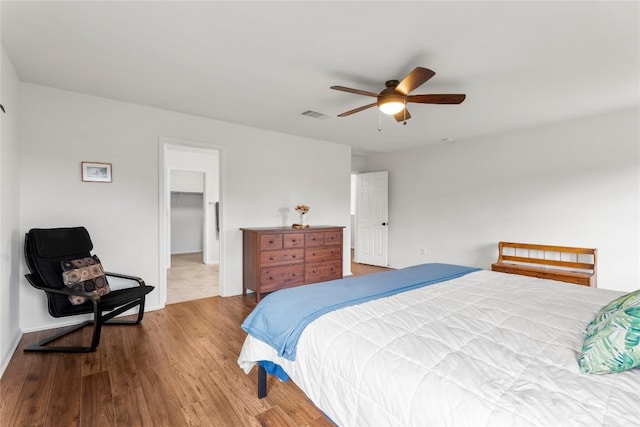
158,136,225,307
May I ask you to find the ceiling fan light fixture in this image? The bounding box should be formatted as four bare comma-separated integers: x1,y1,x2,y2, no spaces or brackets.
378,101,404,115
377,96,405,115
377,82,406,115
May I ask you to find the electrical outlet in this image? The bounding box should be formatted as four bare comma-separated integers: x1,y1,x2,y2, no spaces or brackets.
420,248,426,256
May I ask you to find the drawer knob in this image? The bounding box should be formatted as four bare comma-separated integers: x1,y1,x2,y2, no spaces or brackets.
269,276,273,280
292,255,296,258
292,239,296,242
269,257,274,260
312,253,316,256
269,240,274,244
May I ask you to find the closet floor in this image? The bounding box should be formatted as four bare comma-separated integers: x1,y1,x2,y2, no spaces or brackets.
167,252,219,304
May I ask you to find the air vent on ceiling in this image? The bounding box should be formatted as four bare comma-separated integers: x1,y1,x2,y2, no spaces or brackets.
301,110,331,120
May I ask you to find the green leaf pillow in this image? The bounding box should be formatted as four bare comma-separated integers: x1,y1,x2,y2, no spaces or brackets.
585,289,640,335
579,303,640,374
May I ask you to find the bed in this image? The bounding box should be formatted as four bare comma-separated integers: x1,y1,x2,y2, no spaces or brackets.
238,263,640,426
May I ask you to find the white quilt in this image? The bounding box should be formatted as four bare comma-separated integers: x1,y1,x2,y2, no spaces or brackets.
238,270,640,426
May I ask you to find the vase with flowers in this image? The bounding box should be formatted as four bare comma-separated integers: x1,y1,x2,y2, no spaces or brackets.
293,204,310,228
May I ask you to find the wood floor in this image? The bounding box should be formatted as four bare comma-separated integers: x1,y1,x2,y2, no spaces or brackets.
0,260,390,427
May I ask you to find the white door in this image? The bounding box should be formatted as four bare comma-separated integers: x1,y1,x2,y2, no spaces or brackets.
355,171,389,266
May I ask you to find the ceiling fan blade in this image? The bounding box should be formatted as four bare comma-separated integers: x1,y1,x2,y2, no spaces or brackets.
395,67,435,95
337,102,377,117
330,86,379,97
394,109,411,122
407,94,466,104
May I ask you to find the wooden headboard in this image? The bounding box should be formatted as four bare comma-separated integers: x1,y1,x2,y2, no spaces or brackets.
491,241,597,287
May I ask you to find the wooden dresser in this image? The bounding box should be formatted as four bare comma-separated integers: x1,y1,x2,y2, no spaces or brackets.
241,226,345,301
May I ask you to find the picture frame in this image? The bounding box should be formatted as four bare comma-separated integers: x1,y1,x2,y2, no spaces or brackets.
81,162,112,183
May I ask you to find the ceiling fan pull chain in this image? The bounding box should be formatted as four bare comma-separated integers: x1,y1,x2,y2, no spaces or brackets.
378,110,382,132
403,99,407,125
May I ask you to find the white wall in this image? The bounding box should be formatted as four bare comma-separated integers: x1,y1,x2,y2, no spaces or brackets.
0,46,22,376
170,192,204,255
351,155,366,173
350,156,368,250
366,107,639,292
170,169,205,256
19,83,351,331
171,169,205,193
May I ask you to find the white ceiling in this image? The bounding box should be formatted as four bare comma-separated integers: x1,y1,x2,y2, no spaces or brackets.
2,1,638,153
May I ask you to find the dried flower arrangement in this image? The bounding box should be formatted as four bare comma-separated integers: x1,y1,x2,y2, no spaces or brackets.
295,205,310,214
293,204,310,228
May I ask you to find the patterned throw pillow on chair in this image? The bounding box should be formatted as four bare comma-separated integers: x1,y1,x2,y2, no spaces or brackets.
61,255,111,305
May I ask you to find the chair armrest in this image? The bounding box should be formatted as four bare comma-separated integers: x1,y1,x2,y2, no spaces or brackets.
24,273,99,300
104,272,146,287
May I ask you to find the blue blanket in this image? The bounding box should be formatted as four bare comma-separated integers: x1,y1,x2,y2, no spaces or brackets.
241,263,480,360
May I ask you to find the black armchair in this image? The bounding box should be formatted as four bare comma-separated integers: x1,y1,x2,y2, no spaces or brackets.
23,227,154,352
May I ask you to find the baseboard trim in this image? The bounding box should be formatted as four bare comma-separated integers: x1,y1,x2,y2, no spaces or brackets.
20,304,165,334
21,316,92,334
0,329,23,379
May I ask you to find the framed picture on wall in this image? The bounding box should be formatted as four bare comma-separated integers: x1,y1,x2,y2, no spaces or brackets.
81,162,112,183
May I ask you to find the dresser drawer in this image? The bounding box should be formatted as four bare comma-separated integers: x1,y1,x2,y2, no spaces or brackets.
305,232,325,247
324,231,341,246
305,247,341,263
260,264,304,292
305,261,341,283
260,249,304,266
284,233,304,248
260,234,283,250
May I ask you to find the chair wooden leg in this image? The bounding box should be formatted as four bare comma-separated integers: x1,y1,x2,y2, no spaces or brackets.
134,295,145,324
24,298,147,353
101,297,146,324
24,320,99,353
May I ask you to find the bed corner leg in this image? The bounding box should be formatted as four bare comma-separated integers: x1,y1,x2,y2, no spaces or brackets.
258,364,267,399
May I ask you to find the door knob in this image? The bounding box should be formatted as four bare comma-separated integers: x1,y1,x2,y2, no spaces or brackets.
382,222,388,226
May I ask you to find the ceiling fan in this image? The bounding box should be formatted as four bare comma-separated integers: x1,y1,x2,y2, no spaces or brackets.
330,67,465,122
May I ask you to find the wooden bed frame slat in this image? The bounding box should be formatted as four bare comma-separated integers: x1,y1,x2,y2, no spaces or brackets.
492,241,597,287
500,255,594,271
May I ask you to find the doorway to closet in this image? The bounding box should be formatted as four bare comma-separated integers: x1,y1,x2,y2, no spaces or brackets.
168,171,219,304
162,141,222,305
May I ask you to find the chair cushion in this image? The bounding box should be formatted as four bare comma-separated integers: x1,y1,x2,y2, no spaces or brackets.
58,286,155,315
31,227,93,258
61,255,111,305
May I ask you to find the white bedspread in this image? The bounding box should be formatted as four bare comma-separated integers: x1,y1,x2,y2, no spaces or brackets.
238,270,640,426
